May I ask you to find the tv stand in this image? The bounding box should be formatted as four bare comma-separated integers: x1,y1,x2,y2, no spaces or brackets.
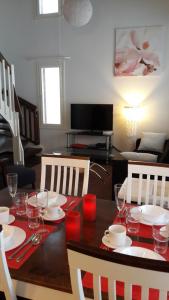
66,131,113,154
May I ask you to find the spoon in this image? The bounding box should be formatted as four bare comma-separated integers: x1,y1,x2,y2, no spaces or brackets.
16,234,41,263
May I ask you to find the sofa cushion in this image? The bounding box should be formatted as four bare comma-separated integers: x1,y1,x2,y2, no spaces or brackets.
138,132,166,153
120,152,158,162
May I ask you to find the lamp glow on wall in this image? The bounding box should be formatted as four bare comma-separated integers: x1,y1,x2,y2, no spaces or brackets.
123,106,142,137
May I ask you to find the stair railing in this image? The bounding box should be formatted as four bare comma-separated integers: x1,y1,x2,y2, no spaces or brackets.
18,96,40,145
0,52,24,165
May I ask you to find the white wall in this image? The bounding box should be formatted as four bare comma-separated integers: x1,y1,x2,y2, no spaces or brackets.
0,0,169,151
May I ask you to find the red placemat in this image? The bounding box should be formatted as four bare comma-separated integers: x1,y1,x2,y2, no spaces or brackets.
62,196,81,211
7,196,82,269
51,196,82,224
10,196,82,224
6,220,56,270
113,208,153,239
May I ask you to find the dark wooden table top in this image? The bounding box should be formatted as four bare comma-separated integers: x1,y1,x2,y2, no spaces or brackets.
1,188,169,297
0,188,116,294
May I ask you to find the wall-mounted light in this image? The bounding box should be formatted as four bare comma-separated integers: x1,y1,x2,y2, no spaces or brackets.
123,106,143,137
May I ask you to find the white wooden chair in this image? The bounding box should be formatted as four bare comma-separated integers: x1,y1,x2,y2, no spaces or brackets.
40,154,90,196
125,161,169,207
0,225,19,300
67,241,169,300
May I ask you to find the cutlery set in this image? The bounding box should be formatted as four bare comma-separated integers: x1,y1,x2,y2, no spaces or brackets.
8,229,46,262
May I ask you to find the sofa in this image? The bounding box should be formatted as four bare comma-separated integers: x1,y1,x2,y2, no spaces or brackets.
112,135,169,199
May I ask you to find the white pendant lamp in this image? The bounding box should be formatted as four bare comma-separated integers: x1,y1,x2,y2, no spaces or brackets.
63,0,93,27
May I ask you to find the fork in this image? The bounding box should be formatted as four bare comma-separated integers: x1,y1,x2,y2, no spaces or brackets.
63,200,76,212
16,234,41,263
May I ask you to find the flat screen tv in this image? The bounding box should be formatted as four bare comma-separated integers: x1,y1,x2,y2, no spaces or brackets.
71,104,113,132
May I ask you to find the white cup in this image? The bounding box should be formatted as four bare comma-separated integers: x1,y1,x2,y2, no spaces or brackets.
46,206,63,218
0,207,9,224
104,224,126,246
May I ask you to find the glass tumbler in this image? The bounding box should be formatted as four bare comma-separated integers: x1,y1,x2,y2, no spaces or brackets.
152,224,169,254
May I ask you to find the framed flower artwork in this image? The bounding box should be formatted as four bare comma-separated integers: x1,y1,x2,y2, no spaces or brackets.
114,26,165,76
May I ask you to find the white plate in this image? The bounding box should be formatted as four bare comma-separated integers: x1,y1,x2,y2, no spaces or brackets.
102,235,132,249
43,210,65,221
0,214,15,225
3,225,15,243
114,246,166,261
28,192,67,207
7,215,15,225
4,226,26,252
138,205,169,226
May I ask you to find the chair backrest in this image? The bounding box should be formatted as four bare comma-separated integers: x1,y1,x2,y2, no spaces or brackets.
40,154,90,196
126,161,169,206
67,241,169,300
0,225,17,300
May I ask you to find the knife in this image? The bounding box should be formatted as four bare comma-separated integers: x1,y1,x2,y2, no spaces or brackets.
8,233,36,260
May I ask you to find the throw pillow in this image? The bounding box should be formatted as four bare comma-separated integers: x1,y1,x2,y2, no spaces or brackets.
120,152,158,162
138,132,166,153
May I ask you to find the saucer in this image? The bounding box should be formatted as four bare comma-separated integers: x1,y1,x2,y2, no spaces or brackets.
43,210,65,221
102,235,132,249
0,215,15,225
4,226,26,252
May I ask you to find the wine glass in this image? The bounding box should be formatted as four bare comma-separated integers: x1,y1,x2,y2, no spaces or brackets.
6,173,18,211
114,183,125,219
36,188,48,232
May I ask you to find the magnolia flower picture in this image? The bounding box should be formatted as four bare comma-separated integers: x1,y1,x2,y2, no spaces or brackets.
114,26,164,76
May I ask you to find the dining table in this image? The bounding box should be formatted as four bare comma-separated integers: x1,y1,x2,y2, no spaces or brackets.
1,188,169,300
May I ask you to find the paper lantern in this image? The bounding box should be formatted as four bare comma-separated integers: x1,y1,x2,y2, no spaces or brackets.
63,0,93,27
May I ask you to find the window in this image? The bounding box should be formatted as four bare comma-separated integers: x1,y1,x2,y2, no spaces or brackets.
37,0,61,16
38,60,64,127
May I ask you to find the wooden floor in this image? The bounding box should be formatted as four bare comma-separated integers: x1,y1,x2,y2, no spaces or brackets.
32,163,112,200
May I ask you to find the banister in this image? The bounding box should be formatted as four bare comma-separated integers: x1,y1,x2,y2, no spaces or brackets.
0,52,11,69
18,96,40,145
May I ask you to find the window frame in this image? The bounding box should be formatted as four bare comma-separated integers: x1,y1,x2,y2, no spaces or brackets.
37,58,65,129
36,0,62,18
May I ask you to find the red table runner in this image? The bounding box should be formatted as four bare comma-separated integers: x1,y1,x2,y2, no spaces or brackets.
83,207,169,300
7,196,82,269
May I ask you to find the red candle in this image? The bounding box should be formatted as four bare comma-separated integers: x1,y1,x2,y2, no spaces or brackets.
83,194,96,221
65,211,80,241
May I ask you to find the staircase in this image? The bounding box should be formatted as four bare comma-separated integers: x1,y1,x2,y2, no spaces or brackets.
0,53,41,165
